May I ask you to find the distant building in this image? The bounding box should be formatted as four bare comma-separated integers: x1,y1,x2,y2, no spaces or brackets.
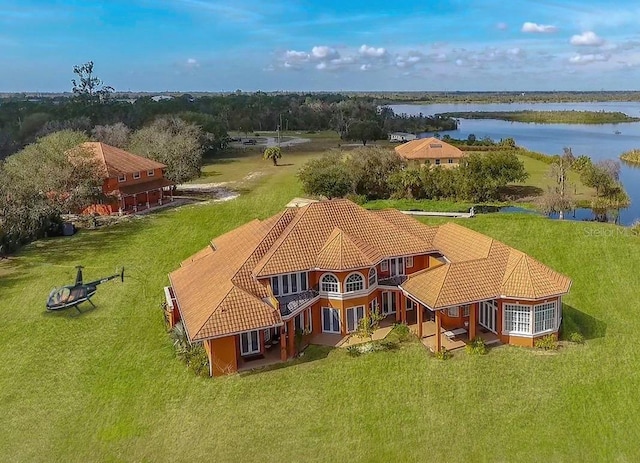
151,95,175,102
394,137,466,167
78,142,175,215
389,132,417,143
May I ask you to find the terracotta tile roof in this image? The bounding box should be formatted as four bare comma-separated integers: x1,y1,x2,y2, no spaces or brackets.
402,224,571,309
253,199,434,277
169,219,282,341
80,142,166,177
316,227,383,271
170,200,571,342
394,137,465,161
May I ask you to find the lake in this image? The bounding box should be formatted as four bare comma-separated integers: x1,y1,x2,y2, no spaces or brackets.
391,102,640,225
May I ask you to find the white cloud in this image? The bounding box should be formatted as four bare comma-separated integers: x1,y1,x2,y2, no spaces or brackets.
316,61,327,70
360,64,371,71
568,53,609,65
521,22,557,33
311,45,339,60
285,50,309,61
359,44,387,58
570,31,604,47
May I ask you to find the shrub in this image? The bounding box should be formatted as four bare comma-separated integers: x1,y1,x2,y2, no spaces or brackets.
379,338,400,350
170,321,210,376
392,323,411,342
534,334,558,350
569,332,585,344
465,337,487,355
346,345,362,357
434,347,452,360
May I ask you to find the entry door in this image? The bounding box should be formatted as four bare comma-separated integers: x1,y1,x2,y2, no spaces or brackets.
322,307,341,333
389,257,405,276
381,292,396,316
479,300,497,334
346,306,365,333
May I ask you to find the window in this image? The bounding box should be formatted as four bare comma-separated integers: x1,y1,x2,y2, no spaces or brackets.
406,298,416,311
271,276,279,296
294,312,304,332
320,274,339,293
118,174,126,182
534,302,557,333
448,158,453,164
381,260,388,272
240,330,260,356
133,171,141,179
447,306,459,317
346,306,365,332
388,257,405,276
435,159,441,165
300,272,308,291
147,169,155,177
504,304,532,334
462,305,470,317
368,268,377,287
345,273,364,293
369,298,379,315
322,307,340,333
282,274,289,294
305,307,312,332
406,256,414,268
271,272,308,296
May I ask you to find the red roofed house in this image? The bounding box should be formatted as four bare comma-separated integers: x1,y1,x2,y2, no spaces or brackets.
81,142,175,215
165,199,572,377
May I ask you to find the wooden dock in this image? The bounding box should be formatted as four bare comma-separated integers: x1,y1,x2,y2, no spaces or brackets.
401,209,475,219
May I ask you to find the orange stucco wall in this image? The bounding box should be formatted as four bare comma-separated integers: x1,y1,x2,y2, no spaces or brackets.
102,167,165,194
208,336,238,377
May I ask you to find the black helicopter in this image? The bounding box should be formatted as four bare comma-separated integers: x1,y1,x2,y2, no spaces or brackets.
46,266,124,312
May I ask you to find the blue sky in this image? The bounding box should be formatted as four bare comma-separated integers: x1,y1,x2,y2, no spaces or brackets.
2,0,640,92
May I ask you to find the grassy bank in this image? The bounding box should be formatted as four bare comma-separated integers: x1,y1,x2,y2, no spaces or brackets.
438,110,640,124
1,163,640,461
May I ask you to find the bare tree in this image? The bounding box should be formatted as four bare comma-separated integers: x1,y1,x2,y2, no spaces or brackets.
92,123,131,148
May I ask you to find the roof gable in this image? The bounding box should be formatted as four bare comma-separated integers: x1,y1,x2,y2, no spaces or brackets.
394,137,465,160
316,227,382,271
81,142,166,177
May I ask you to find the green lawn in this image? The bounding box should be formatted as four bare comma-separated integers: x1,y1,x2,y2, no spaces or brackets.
2,145,638,462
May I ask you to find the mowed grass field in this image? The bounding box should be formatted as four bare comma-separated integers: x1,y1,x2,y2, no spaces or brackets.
2,142,639,462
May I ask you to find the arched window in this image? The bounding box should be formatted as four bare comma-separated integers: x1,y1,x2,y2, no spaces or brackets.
345,273,364,293
368,268,377,287
320,274,339,293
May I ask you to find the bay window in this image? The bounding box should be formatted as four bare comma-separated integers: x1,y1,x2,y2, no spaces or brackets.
345,273,364,293
504,301,558,335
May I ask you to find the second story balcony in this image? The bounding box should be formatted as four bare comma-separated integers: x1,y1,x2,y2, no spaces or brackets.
276,289,320,317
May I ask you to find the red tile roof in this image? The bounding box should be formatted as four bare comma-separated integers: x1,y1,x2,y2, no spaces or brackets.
169,199,572,341
394,137,465,161
80,142,166,178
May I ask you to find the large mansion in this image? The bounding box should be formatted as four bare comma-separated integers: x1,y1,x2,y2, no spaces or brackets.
165,199,571,377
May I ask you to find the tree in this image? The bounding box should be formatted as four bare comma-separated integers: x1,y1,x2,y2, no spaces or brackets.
71,61,114,102
389,169,423,199
298,152,353,198
263,146,282,166
345,120,383,146
458,151,528,201
0,131,103,251
92,122,131,148
346,147,406,199
355,308,384,340
541,147,575,219
129,117,204,184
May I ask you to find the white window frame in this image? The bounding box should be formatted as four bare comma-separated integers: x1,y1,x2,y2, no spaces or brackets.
271,272,308,297
117,174,126,183
240,330,260,356
133,171,141,180
503,303,532,335
322,307,341,333
320,273,339,293
346,305,365,333
305,307,312,332
462,305,470,317
447,306,459,317
381,260,388,272
369,297,379,315
406,256,414,268
368,268,377,287
381,291,396,315
435,159,441,165
406,297,416,311
534,301,557,334
147,169,155,177
448,158,453,164
345,272,364,293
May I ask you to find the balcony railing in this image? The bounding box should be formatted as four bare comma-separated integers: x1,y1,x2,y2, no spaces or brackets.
276,289,320,317
378,275,407,287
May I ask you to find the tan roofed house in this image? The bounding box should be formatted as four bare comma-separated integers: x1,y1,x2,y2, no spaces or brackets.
165,199,572,377
78,142,175,215
394,137,466,167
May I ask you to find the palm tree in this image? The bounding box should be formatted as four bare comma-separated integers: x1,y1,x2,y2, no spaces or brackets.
263,146,282,166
